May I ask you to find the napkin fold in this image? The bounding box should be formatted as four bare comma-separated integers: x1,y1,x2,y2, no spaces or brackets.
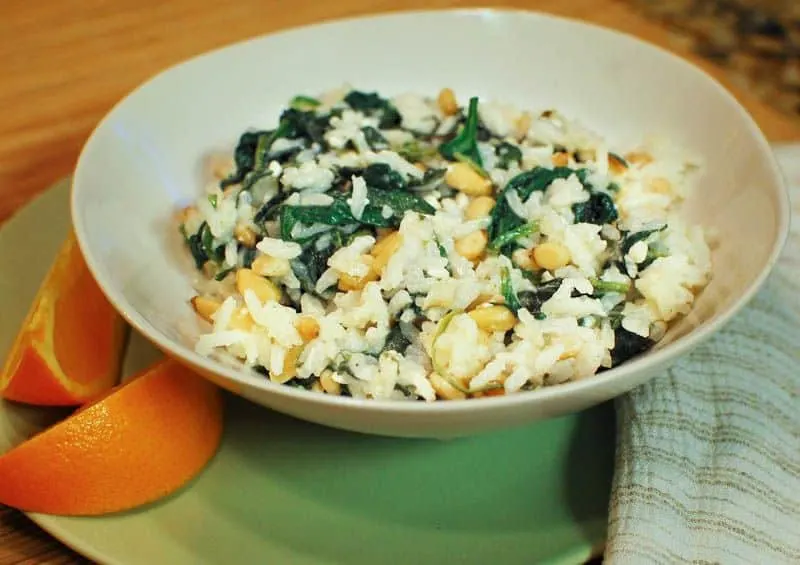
605,145,800,564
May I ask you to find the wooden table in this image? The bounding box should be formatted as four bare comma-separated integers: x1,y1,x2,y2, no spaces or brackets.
1,0,798,562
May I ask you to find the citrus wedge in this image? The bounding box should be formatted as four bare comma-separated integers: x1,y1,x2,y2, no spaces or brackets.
0,359,223,515
1,231,127,405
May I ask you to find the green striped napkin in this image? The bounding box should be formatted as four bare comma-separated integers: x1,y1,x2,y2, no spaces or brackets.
605,144,800,564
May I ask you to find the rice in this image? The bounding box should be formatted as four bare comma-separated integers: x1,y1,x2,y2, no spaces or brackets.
178,86,712,401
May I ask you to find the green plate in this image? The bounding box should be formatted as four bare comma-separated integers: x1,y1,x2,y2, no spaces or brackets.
0,180,614,565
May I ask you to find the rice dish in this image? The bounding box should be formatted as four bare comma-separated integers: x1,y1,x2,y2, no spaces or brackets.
177,86,712,400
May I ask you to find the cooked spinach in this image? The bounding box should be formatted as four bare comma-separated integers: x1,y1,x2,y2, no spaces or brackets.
289,95,321,111
241,247,257,269
214,267,234,281
291,241,339,295
488,221,538,254
362,163,406,192
572,192,618,225
610,328,654,366
501,268,522,314
221,131,268,187
382,324,411,355
280,188,434,241
343,90,401,128
397,139,437,162
187,230,208,269
489,166,577,250
496,142,522,169
280,199,353,241
439,97,483,167
620,225,666,255
253,192,287,224
359,187,435,226
362,126,389,151
284,376,319,390
279,108,328,147
409,167,446,192
198,222,223,263
590,279,630,295
517,279,563,317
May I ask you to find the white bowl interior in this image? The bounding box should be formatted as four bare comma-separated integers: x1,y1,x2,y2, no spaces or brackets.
72,9,788,437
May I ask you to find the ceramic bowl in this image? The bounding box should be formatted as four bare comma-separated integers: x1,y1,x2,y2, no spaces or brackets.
71,9,790,438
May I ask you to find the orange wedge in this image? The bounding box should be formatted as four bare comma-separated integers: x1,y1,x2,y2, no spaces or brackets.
0,359,223,515
1,231,127,406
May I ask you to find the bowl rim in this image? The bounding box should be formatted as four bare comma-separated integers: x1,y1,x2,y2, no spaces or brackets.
71,7,791,415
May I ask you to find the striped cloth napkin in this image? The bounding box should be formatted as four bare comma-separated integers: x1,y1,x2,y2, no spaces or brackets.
605,144,800,565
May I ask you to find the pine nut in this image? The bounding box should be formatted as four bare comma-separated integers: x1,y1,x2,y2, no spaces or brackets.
437,88,459,116
190,296,222,322
236,268,282,304
295,316,320,342
465,196,496,220
338,256,379,291
608,153,628,175
234,224,257,248
370,231,402,274
454,230,488,262
445,162,492,196
532,242,571,271
319,370,341,395
551,152,569,166
468,305,517,332
252,254,291,277
271,346,302,384
625,151,653,166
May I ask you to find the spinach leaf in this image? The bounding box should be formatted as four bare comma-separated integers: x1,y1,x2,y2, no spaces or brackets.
253,192,288,224
280,199,353,241
279,108,328,147
221,131,268,187
361,127,389,151
488,222,538,254
199,222,224,263
501,268,522,314
590,279,630,295
362,163,407,191
572,192,618,225
496,141,522,169
397,139,437,162
187,231,208,269
439,97,483,167
610,328,654,366
359,187,435,226
343,90,401,128
291,242,338,295
409,167,446,192
517,279,563,317
289,95,321,111
382,324,411,355
488,166,578,251
215,267,234,281
620,225,666,255
241,247,257,269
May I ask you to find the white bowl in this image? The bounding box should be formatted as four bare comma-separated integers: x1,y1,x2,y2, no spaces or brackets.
71,9,790,438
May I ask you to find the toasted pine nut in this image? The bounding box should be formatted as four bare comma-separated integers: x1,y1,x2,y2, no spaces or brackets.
482,387,506,397
370,231,402,274
551,152,569,167
414,162,427,172
236,268,282,304
454,230,488,262
648,177,672,194
177,205,199,225
376,227,394,241
533,242,571,271
511,248,537,270
608,154,628,175
338,256,379,291
295,316,320,342
445,163,492,196
437,88,459,116
229,308,255,331
430,372,467,400
465,196,496,220
252,254,291,277
468,305,517,332
625,151,653,166
271,346,302,384
207,154,235,180
190,296,222,322
234,224,257,248
515,111,532,140
311,381,324,393
319,370,341,395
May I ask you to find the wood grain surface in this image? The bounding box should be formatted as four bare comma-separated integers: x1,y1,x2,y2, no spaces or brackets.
1,1,798,563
